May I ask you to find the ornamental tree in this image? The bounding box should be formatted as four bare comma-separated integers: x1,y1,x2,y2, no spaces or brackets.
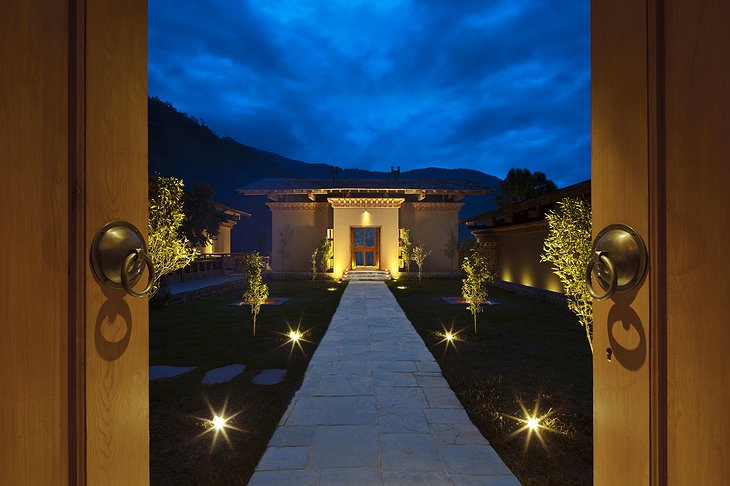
243,252,269,336
461,247,496,334
310,239,333,285
540,197,594,353
148,175,198,298
411,245,431,286
399,228,413,271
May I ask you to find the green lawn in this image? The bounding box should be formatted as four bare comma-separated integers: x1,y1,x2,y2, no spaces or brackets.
387,278,592,486
149,280,345,486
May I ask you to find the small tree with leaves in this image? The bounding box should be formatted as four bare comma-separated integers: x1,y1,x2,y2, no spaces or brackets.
148,175,198,298
317,238,333,273
541,197,594,353
278,224,294,272
311,247,319,286
461,247,496,334
311,239,334,285
443,227,459,278
243,252,269,336
399,228,413,271
411,245,431,286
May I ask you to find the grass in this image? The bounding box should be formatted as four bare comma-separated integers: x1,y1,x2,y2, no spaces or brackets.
149,279,346,486
387,278,592,486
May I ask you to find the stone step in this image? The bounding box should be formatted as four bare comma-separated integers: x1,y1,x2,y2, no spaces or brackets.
343,269,391,281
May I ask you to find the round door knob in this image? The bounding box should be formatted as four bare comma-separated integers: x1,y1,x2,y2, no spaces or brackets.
90,220,155,298
586,224,647,300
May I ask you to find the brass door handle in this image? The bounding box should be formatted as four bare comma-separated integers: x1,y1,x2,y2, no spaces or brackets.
586,252,617,301
121,248,155,297
90,220,155,298
586,224,647,301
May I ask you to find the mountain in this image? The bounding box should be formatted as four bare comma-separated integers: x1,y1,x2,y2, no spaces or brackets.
148,97,501,252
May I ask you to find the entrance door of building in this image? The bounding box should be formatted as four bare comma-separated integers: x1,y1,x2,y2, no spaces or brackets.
351,227,379,268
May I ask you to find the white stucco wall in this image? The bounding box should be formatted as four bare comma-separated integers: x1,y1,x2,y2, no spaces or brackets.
268,202,330,272
399,202,463,273
330,198,402,279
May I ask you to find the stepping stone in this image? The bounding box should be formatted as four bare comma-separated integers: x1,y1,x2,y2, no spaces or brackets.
228,297,290,307
253,369,287,385
149,365,196,381
201,364,246,385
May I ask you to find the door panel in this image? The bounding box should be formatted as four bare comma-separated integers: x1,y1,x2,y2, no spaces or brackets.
593,0,730,484
664,1,730,482
592,1,651,482
1,1,149,484
85,0,149,484
0,2,70,483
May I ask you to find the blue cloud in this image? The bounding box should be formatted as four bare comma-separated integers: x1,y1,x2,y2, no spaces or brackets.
149,0,590,187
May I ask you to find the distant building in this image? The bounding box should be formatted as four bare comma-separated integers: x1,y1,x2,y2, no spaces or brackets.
198,202,251,254
239,178,490,279
167,202,251,284
463,180,590,299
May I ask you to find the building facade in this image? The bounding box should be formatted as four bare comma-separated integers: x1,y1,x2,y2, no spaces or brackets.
463,180,591,298
240,179,489,279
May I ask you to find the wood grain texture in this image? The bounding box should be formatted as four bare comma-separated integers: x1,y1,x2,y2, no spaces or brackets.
592,0,651,484
85,0,149,484
0,2,71,484
664,0,730,483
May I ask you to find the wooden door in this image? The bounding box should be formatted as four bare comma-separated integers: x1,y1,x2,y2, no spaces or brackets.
351,227,380,268
1,1,149,484
592,0,730,484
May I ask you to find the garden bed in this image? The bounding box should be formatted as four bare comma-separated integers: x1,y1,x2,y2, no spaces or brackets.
387,279,593,486
149,280,346,485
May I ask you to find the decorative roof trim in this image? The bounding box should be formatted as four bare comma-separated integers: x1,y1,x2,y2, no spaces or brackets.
402,202,465,211
328,197,405,209
266,202,330,211
472,219,549,235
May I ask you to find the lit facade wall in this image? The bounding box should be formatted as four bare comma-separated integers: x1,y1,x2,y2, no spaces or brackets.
492,225,564,293
268,202,331,272
198,224,232,254
212,225,232,253
400,202,463,273
329,198,403,279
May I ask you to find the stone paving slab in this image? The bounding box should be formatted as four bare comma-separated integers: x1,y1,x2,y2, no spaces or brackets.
249,281,521,485
253,368,287,385
200,363,245,385
149,365,196,381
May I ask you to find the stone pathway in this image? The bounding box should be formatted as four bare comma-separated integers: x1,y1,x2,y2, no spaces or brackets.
249,281,520,486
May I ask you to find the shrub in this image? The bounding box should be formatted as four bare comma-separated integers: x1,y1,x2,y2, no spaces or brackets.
411,245,431,286
541,197,594,353
461,247,496,334
243,252,269,336
148,175,198,298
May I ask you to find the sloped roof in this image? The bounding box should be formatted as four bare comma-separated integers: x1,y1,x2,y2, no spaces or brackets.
238,178,490,195
462,179,591,226
215,202,251,219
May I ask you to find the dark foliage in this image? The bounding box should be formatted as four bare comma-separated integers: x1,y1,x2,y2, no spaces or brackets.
181,181,230,248
496,168,558,207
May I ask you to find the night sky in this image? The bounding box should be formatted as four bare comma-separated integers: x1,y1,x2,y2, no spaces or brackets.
149,0,590,188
